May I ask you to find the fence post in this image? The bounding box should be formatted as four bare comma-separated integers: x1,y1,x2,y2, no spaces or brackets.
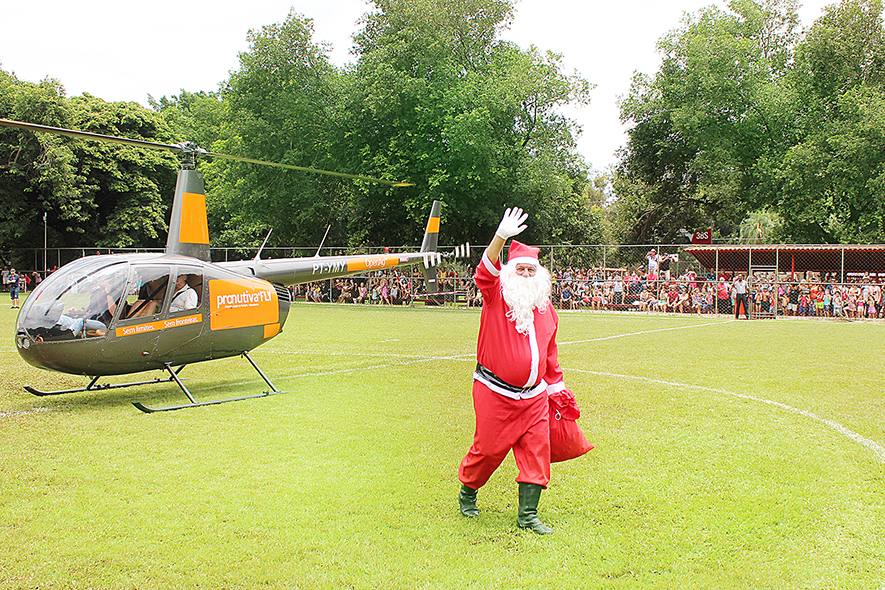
776,246,780,316
841,247,845,284
715,247,719,314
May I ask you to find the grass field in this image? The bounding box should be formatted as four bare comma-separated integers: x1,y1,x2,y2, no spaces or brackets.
1,301,884,589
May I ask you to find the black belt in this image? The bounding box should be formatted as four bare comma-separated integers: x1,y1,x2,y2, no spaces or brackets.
475,363,540,395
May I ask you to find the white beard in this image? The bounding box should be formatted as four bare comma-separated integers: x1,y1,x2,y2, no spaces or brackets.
500,262,552,335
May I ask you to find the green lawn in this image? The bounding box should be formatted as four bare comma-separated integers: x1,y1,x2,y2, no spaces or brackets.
1,302,883,589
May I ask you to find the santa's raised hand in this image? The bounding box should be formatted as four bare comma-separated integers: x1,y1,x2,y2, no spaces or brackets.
495,207,528,240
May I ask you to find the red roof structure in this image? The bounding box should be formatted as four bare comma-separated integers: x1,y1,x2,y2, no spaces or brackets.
682,245,885,280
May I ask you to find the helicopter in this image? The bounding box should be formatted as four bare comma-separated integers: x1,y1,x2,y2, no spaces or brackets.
1,118,467,412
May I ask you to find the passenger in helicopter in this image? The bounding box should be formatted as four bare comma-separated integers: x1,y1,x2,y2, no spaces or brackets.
57,313,108,338
29,301,109,340
86,275,125,325
169,274,198,312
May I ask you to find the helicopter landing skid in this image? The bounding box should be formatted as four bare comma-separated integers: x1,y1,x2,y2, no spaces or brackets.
132,351,287,413
24,370,186,397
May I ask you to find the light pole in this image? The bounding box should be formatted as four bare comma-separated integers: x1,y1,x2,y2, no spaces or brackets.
43,211,47,277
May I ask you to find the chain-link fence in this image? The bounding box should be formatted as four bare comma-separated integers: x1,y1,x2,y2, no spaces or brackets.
5,244,885,319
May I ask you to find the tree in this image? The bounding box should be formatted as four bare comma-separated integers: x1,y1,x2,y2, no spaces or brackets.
150,90,226,150
617,0,885,245
617,0,801,243
67,95,178,248
341,0,596,247
739,209,783,243
0,70,84,259
2,2,602,255
0,67,180,256
774,0,885,242
215,11,348,249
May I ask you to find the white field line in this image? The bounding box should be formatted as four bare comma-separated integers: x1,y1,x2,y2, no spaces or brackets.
7,320,883,463
570,368,885,464
557,319,885,462
210,348,885,463
199,352,472,392
0,407,50,419
559,319,734,346
255,319,885,462
259,349,435,359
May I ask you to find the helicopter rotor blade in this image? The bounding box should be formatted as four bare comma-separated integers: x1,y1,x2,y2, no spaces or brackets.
204,151,414,186
0,118,414,186
0,118,185,154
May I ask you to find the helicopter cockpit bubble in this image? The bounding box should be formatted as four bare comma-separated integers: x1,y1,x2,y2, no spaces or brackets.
18,257,130,342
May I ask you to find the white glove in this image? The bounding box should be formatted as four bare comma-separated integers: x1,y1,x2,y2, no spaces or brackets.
495,207,528,240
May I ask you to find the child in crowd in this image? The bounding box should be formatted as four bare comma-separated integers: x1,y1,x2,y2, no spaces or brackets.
833,290,843,317
798,293,809,316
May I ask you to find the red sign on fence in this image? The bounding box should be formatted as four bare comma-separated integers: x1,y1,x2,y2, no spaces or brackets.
691,229,713,244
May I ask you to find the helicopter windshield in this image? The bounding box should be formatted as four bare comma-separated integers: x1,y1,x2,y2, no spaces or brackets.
19,259,129,341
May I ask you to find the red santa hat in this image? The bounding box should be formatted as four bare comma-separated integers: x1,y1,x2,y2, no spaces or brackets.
507,240,540,267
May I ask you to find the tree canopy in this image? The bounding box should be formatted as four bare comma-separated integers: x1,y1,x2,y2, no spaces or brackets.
339,0,596,246
0,71,178,254
617,0,885,244
3,0,883,266
1,0,601,262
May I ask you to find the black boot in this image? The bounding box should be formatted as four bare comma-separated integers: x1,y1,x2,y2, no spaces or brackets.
458,484,479,517
517,483,553,534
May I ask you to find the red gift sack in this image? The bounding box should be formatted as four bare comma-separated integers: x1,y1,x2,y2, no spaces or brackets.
548,389,594,463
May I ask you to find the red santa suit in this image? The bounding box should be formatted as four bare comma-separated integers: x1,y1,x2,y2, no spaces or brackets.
458,242,568,490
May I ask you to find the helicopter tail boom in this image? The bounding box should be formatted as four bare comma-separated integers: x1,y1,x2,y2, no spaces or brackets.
219,201,445,291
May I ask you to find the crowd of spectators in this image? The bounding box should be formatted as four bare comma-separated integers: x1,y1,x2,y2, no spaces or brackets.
292,263,885,320
544,267,884,318
772,273,884,319
1,267,45,294
9,254,882,320
292,268,424,306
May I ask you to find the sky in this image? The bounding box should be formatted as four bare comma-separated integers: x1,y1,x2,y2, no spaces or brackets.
2,0,835,173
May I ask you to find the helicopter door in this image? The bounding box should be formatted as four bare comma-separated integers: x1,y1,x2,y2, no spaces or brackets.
121,266,171,320
153,268,206,360
167,269,203,314
106,266,172,362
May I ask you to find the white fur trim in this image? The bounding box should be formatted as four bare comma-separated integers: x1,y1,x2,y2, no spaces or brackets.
524,322,539,388
482,253,500,276
508,256,538,267
546,381,567,395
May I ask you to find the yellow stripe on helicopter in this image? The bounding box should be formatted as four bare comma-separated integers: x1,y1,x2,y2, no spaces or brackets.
178,192,210,245
425,216,440,234
346,255,404,272
115,314,202,338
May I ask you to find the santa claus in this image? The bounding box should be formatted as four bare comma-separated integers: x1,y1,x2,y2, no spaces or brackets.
457,207,570,534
